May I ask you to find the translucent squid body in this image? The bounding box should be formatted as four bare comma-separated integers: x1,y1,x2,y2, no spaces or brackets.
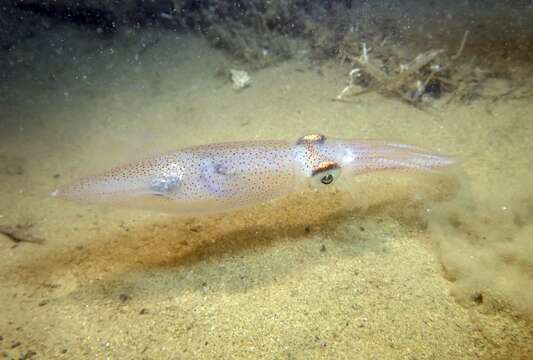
53,134,456,215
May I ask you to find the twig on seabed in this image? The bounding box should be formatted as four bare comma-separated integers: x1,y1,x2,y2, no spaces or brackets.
452,30,470,60
335,68,361,100
361,42,369,63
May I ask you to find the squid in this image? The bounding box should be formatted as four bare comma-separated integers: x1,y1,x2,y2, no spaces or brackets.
52,134,456,215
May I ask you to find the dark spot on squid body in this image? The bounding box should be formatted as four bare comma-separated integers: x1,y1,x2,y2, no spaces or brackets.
213,163,229,175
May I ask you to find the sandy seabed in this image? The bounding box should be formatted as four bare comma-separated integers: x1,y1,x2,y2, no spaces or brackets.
0,25,532,359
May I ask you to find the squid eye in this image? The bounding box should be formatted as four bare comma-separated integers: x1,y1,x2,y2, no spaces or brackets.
321,173,334,185
311,161,340,187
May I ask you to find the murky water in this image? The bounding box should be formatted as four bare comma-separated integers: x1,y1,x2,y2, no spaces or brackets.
1,1,532,359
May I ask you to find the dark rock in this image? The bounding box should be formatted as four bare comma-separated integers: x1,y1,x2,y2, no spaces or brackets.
118,293,131,302
20,350,37,359
472,292,483,305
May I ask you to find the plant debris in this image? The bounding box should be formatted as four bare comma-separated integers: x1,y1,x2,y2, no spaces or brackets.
332,30,497,109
